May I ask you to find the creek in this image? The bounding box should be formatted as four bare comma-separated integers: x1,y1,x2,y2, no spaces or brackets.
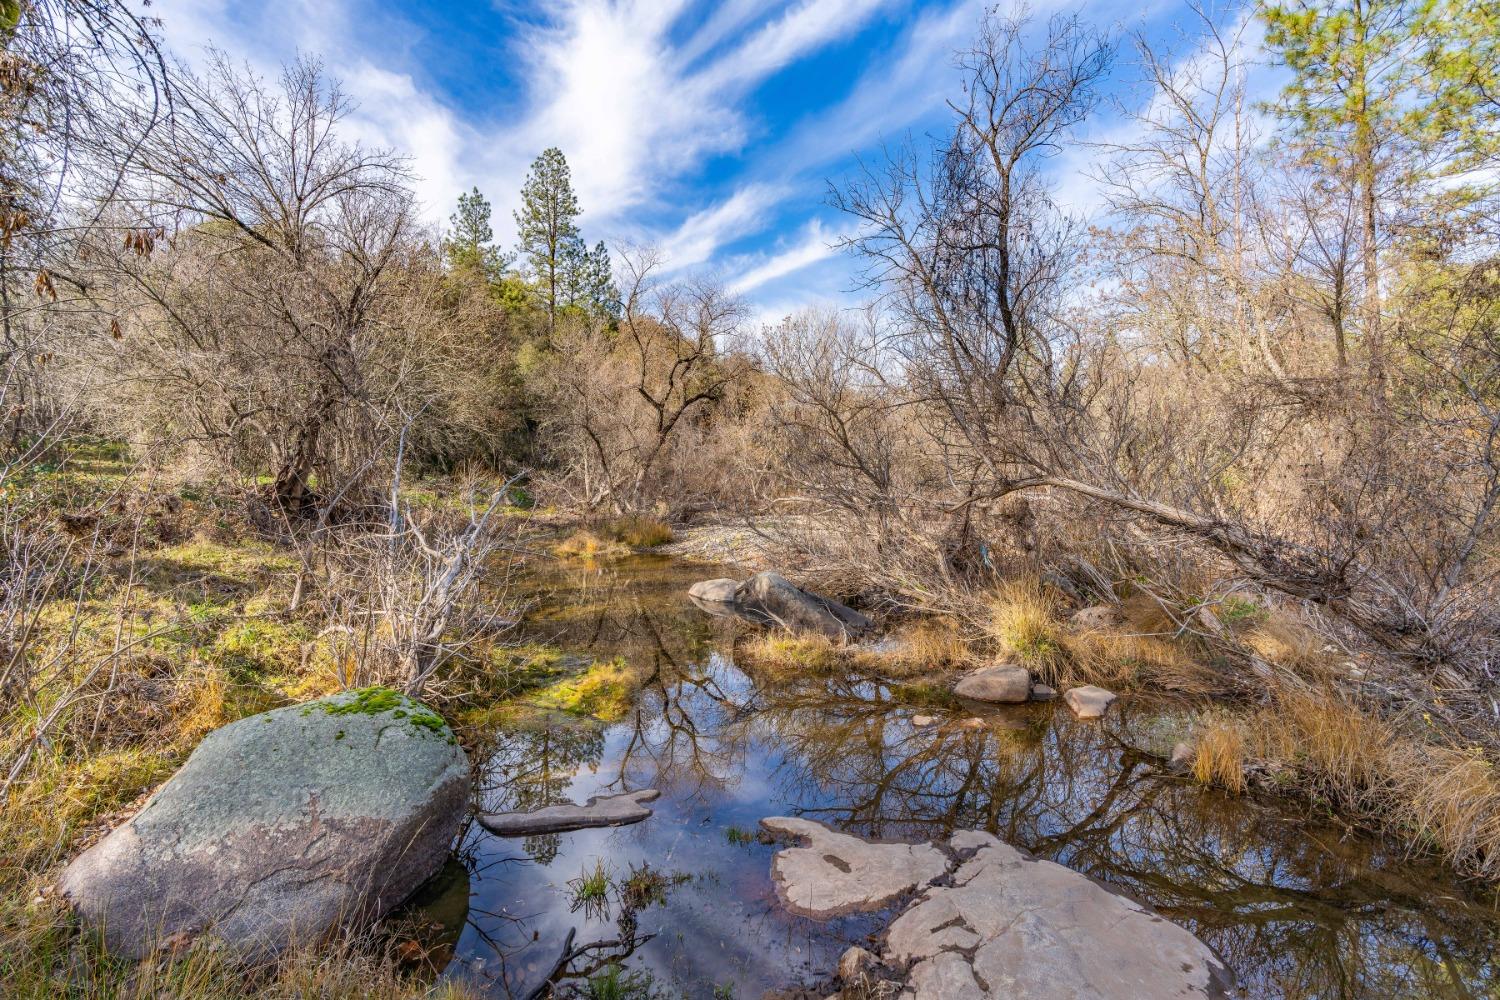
417,555,1499,999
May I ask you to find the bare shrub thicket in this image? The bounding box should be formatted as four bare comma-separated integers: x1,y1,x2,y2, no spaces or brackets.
73,54,473,512
532,249,753,515
749,7,1500,733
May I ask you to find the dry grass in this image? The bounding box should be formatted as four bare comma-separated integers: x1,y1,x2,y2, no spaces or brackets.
1389,742,1500,881
0,893,482,1000
736,632,850,676
988,577,1069,683
552,515,675,559
599,514,675,548
1185,686,1500,881
1190,718,1247,794
1242,617,1333,676
896,618,973,671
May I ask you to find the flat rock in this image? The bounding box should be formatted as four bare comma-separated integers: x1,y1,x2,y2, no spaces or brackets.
1031,683,1057,700
888,833,1232,999
736,571,872,639
478,789,660,836
688,578,740,603
1064,684,1117,719
910,714,938,727
58,688,469,961
760,816,948,918
953,664,1031,704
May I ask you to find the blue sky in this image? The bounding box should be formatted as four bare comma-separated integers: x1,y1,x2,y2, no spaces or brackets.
154,0,1269,325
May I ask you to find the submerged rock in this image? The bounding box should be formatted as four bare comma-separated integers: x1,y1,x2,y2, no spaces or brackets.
1064,684,1117,719
478,789,660,836
910,714,938,727
953,663,1031,704
737,572,872,639
58,688,469,961
1030,683,1058,700
759,816,948,918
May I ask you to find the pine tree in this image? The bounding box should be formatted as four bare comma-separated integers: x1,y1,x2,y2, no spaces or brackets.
513,148,582,339
1262,0,1477,392
443,187,510,283
563,240,620,321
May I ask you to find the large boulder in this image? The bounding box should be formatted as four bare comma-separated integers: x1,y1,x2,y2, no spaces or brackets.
59,687,469,961
735,571,872,639
953,663,1032,704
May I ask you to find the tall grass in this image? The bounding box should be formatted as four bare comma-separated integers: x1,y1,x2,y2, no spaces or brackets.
1186,688,1500,881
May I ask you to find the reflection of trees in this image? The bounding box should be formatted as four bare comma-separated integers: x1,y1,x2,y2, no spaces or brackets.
752,686,1500,1000
478,718,605,863
471,558,1498,999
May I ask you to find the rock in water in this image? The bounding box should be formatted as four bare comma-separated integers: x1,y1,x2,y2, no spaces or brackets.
735,571,872,639
58,687,469,961
478,789,660,835
1064,684,1117,719
688,578,739,603
759,816,948,917
886,832,1233,999
953,664,1031,704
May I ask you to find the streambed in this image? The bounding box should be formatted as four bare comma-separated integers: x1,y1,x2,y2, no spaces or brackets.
429,556,1499,999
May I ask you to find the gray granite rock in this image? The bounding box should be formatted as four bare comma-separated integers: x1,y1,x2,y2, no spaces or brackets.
736,572,872,639
478,789,660,835
765,825,1233,1000
1064,684,1117,719
889,832,1232,999
954,664,1031,703
59,688,468,961
688,578,739,603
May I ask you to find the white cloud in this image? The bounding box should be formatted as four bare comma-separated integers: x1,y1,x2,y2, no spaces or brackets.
656,184,787,271
727,219,845,295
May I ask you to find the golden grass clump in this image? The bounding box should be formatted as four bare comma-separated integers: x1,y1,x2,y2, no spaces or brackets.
599,514,675,548
551,530,632,560
1191,718,1247,795
1252,688,1392,800
1242,617,1332,676
1388,742,1500,882
550,515,675,559
897,618,972,670
988,577,1068,683
736,631,848,676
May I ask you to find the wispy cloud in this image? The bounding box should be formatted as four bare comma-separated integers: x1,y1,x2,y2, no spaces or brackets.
727,219,846,295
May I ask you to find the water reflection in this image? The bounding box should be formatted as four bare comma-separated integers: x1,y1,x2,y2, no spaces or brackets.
440,557,1499,999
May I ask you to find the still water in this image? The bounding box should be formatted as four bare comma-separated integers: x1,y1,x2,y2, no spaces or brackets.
426,556,1499,999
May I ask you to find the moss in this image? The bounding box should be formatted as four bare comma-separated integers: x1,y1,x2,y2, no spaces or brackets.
304,687,456,744
530,657,643,722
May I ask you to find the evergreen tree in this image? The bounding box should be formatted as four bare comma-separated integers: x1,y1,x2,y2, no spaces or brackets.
1262,0,1485,390
514,148,582,339
443,187,510,283
564,240,621,321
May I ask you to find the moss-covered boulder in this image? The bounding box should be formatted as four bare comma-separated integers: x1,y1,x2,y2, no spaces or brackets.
58,687,469,961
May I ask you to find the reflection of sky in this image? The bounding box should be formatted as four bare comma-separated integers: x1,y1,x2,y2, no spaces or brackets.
443,558,1500,999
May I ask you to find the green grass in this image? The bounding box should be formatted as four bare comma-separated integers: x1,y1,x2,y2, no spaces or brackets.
567,859,614,917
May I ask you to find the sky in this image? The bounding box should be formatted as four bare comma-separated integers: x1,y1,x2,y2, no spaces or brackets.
151,0,1275,326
